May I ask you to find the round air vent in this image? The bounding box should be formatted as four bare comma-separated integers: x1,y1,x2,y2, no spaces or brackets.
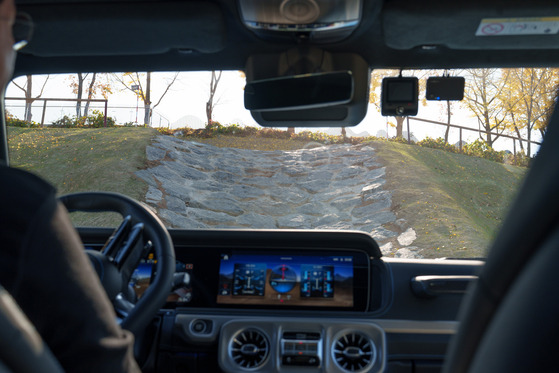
332,331,376,372
229,328,269,370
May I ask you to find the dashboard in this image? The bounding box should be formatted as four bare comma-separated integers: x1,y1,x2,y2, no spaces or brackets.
80,228,481,373
133,249,373,312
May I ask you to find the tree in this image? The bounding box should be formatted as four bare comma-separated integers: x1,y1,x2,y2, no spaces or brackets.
12,75,50,123
433,70,464,143
463,68,509,148
500,70,526,152
68,73,112,119
206,70,222,127
113,72,179,126
501,68,559,157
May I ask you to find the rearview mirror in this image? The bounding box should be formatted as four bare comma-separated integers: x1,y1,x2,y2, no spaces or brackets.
244,71,353,111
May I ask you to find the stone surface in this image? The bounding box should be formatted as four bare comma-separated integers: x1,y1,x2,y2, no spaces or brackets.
370,227,398,242
146,186,163,204
134,169,158,188
237,213,277,229
394,247,423,259
277,214,314,229
199,197,244,217
159,209,208,229
139,135,414,248
186,207,236,225
380,242,393,256
397,228,417,246
166,195,187,214
146,145,167,161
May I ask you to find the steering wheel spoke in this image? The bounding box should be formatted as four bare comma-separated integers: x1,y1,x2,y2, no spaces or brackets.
102,215,133,258
59,192,175,337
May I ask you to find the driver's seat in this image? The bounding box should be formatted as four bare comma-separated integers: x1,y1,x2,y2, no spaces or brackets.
0,285,63,373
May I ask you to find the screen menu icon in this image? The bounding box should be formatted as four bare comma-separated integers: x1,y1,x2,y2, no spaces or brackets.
233,263,266,296
300,265,334,298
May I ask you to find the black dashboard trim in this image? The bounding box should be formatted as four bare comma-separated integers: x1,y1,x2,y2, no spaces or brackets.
77,227,391,316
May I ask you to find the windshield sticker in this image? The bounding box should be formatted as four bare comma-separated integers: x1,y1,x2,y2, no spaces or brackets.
476,17,559,36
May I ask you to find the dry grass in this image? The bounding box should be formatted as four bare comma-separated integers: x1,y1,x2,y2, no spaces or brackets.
8,126,156,226
7,128,528,257
184,134,317,151
372,140,526,258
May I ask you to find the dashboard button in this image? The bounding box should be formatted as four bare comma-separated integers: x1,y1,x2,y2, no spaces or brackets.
284,342,295,352
308,357,319,366
282,355,320,366
191,320,212,334
283,332,321,340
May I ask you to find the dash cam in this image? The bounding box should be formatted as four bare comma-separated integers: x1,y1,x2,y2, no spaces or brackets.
381,77,418,116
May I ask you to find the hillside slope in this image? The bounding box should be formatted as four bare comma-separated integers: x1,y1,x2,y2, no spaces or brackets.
188,135,527,258
7,126,156,226
373,140,526,258
6,128,527,258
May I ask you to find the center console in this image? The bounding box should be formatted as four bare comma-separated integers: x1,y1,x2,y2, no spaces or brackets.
217,318,385,373
124,229,391,373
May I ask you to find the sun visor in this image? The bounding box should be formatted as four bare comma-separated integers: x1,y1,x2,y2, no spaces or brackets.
383,0,559,50
245,49,370,127
18,2,226,56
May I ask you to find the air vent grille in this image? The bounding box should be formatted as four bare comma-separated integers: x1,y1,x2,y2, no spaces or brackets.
229,328,269,370
332,331,376,372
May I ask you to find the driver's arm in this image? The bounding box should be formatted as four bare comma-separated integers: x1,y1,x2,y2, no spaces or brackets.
0,166,140,373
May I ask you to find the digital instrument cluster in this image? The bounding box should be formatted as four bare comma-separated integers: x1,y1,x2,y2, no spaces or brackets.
129,245,373,312
216,253,355,308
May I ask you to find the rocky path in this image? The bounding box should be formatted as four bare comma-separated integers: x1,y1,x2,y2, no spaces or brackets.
135,135,421,258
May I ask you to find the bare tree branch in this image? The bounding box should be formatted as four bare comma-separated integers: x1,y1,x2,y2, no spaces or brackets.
152,72,179,109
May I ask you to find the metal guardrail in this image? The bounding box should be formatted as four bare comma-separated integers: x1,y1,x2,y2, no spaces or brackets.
5,97,109,127
5,98,171,128
406,116,541,154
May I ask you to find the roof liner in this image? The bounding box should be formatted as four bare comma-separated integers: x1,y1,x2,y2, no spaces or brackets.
11,0,559,76
384,0,559,50
18,2,226,57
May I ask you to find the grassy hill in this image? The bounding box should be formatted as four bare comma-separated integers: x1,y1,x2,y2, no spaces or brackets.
373,141,526,258
8,126,156,226
186,135,528,258
6,128,527,257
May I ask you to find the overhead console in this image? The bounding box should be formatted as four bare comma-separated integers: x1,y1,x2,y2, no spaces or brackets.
238,0,363,43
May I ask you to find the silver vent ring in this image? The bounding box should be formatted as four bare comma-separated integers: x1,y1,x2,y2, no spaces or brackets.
331,330,376,373
229,328,270,370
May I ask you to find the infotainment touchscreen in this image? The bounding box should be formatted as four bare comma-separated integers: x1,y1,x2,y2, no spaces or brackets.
216,253,354,308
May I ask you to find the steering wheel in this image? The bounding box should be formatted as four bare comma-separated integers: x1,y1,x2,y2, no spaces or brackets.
59,192,175,337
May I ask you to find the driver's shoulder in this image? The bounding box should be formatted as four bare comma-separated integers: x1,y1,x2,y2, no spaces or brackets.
0,165,58,235
0,165,56,201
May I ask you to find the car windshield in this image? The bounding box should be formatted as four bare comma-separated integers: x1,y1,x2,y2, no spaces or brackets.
5,68,552,259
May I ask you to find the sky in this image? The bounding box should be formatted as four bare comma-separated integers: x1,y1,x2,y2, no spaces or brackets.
5,71,542,153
